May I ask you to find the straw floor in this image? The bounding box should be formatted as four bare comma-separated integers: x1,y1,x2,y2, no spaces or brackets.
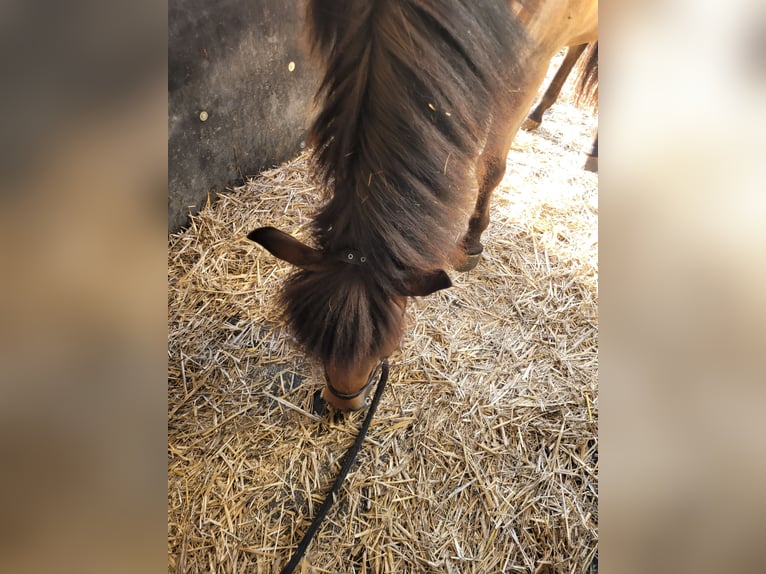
168,58,598,573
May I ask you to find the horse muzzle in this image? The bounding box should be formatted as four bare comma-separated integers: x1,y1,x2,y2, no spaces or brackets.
323,360,386,411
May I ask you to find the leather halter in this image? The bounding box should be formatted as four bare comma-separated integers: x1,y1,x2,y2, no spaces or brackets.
325,360,383,401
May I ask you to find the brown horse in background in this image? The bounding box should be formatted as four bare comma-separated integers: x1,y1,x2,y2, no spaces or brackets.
523,43,594,130
249,0,598,410
523,41,599,171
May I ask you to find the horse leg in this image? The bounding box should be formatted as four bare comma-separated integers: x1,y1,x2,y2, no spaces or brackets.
583,132,598,172
522,43,588,131
453,52,558,272
453,124,517,272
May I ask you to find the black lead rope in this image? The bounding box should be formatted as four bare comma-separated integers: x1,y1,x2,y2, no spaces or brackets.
280,359,390,574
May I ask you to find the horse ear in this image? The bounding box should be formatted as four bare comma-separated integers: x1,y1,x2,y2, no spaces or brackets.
247,227,325,271
402,269,452,297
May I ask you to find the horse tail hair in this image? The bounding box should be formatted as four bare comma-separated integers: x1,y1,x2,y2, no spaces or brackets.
304,0,527,278
574,41,598,113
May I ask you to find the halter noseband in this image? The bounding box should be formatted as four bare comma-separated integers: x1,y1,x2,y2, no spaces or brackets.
325,360,383,401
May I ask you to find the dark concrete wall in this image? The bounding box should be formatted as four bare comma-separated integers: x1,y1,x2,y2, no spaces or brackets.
169,0,318,232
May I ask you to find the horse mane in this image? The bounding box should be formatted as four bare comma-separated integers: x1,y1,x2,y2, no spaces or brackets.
279,0,527,366
574,41,598,112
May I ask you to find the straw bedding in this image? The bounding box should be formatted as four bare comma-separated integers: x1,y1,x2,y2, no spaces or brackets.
168,59,598,573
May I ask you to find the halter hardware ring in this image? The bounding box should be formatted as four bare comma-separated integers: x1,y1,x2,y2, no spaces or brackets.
337,249,367,266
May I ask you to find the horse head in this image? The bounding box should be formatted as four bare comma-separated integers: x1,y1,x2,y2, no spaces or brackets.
248,226,451,410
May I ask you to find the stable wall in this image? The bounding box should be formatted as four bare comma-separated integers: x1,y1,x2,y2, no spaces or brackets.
169,0,318,232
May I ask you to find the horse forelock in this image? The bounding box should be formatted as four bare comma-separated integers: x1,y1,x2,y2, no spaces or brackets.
280,265,405,367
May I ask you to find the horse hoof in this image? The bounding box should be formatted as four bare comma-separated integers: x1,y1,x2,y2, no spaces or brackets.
583,154,598,173
453,252,482,272
522,117,541,131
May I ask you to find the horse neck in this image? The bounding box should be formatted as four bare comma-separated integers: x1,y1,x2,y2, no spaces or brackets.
305,0,526,275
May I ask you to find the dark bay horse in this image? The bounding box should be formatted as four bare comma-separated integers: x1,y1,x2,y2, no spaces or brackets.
249,0,598,410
